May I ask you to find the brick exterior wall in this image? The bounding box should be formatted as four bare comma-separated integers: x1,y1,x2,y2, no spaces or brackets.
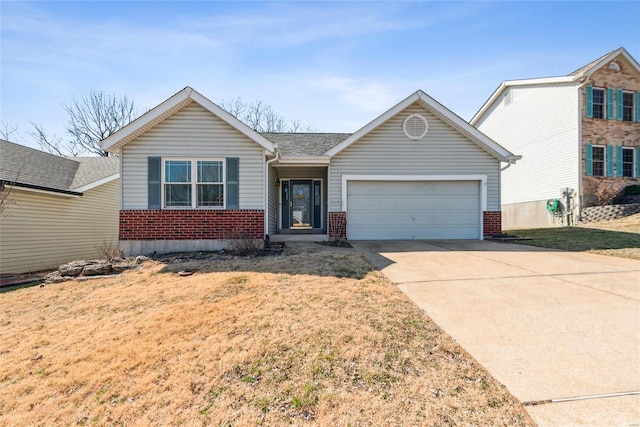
581,56,640,205
483,211,502,237
119,210,264,240
328,211,347,240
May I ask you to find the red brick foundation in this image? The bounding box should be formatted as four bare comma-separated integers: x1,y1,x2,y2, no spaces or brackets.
119,210,264,240
328,211,347,240
483,211,502,237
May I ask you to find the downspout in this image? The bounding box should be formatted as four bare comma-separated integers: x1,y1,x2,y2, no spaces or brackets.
500,155,520,171
264,145,280,237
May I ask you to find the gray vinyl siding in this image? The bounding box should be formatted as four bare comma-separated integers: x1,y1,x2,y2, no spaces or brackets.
329,103,501,211
267,163,278,235
277,167,326,180
121,103,265,210
475,83,580,205
0,180,120,274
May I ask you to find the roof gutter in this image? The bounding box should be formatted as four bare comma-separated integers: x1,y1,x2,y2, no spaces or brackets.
1,181,82,197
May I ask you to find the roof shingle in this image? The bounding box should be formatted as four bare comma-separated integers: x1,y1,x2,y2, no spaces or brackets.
261,133,351,156
0,139,118,193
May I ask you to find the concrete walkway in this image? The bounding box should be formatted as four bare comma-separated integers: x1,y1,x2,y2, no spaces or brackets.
351,240,640,427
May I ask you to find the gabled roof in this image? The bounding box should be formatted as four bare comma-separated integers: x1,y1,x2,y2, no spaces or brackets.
568,47,640,77
261,133,350,157
471,47,639,125
324,90,519,162
101,86,275,154
0,139,119,195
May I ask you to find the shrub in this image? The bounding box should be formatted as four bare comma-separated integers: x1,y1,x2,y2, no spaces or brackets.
624,185,640,196
223,229,264,256
96,238,124,261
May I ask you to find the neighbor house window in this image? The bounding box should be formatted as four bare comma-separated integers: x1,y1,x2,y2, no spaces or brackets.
622,147,634,177
592,146,605,177
592,88,605,119
164,159,224,208
622,92,634,122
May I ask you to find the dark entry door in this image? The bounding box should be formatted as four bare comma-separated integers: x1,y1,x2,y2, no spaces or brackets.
290,180,312,228
282,180,321,230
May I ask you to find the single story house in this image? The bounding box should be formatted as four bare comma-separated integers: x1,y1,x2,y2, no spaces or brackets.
0,140,120,274
471,47,640,229
101,87,519,255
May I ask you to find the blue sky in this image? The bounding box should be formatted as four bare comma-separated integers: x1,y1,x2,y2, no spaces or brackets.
2,1,639,149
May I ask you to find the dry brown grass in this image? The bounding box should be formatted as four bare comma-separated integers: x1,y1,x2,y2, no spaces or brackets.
0,249,533,426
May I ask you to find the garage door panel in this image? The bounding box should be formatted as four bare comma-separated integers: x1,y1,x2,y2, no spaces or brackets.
347,181,480,240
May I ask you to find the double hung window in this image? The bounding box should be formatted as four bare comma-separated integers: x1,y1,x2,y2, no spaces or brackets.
591,146,605,177
622,147,634,178
164,159,224,208
622,92,634,122
591,88,605,119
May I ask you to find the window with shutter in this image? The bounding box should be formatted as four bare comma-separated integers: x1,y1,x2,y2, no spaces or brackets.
592,88,605,119
592,146,605,177
162,159,225,208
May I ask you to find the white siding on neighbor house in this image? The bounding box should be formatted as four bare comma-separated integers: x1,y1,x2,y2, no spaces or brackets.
474,83,581,205
329,103,501,211
121,103,266,210
0,180,120,274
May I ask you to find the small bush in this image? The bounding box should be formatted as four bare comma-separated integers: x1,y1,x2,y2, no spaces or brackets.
96,238,124,261
624,185,640,196
223,229,264,256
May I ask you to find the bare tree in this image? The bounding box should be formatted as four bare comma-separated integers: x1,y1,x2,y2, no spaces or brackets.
0,121,19,141
29,91,139,157
0,169,21,216
220,98,314,132
64,91,138,156
29,122,83,157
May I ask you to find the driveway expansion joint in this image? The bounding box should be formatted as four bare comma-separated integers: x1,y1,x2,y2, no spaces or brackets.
522,390,640,406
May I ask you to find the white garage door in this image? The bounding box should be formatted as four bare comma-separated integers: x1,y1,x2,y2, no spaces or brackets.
347,181,481,240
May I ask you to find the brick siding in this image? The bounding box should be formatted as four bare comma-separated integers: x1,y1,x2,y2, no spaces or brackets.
581,57,640,202
483,211,502,237
328,211,347,240
119,210,264,240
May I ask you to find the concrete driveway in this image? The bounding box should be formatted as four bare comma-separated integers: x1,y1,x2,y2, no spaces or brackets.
351,240,640,427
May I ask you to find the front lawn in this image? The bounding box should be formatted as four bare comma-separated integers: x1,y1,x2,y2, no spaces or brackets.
0,248,533,426
509,213,640,259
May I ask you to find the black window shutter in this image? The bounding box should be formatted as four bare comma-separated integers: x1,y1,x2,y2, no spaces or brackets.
226,157,239,209
148,157,161,209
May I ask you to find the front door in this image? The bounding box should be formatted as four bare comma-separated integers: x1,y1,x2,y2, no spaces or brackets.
290,180,312,228
281,180,322,230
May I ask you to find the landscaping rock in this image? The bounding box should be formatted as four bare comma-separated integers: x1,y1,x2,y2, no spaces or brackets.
44,272,69,284
135,255,150,264
58,260,87,277
81,262,112,276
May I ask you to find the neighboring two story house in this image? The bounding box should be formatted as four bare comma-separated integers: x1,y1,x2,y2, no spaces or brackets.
101,87,519,255
471,47,640,229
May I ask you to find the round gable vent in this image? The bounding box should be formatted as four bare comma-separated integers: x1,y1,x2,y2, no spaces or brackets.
403,113,429,140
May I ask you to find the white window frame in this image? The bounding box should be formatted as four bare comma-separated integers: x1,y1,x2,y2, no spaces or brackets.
162,158,225,209
592,88,606,119
591,145,606,177
622,147,635,178
622,91,635,122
